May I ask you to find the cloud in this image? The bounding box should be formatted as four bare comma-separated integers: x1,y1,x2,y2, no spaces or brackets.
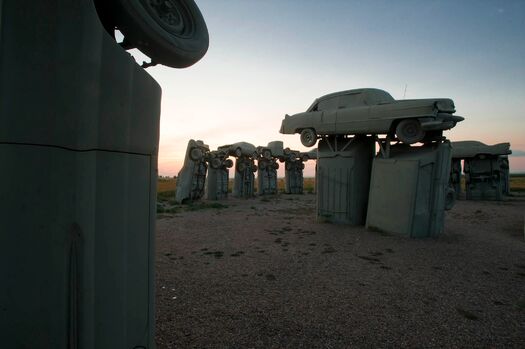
510,150,525,157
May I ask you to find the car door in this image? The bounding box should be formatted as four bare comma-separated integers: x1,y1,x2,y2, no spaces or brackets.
336,93,370,134
317,97,338,133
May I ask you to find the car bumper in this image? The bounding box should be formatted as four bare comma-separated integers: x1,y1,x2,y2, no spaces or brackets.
421,114,464,131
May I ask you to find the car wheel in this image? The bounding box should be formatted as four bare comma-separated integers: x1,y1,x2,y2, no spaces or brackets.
234,147,243,157
189,147,203,161
210,158,222,169
300,128,317,147
395,119,425,144
110,0,209,68
225,159,233,168
444,187,455,210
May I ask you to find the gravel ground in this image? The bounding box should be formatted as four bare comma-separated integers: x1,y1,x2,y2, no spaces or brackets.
155,194,525,348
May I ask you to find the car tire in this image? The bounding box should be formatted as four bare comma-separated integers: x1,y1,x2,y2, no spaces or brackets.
234,147,243,157
395,119,425,144
110,0,209,68
189,147,203,161
210,158,222,169
300,128,317,147
225,159,233,168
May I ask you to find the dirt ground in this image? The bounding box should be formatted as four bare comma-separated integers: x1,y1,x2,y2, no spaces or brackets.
155,194,525,348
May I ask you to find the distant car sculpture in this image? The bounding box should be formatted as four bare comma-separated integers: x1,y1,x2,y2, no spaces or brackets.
451,141,511,159
280,147,317,194
205,149,233,200
175,139,210,203
280,88,464,147
218,142,258,158
451,141,512,200
256,141,283,195
225,142,257,198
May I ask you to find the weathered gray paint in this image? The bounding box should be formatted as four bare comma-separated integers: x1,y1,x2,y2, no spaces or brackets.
451,141,512,201
280,88,464,144
205,150,231,200
233,157,256,198
267,140,285,158
205,166,229,200
285,159,305,194
256,141,281,195
279,148,313,195
257,159,279,195
464,157,505,201
0,1,159,347
175,139,209,203
451,141,511,159
317,136,374,224
366,141,452,237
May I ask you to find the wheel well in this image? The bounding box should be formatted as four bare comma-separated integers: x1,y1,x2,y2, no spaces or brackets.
297,127,316,134
389,119,402,136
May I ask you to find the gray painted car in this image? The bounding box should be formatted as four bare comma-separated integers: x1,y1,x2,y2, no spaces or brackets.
451,141,511,158
280,88,464,146
175,139,210,204
218,141,257,158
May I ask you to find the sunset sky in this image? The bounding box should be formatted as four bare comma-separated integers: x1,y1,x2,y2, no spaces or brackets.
135,0,525,176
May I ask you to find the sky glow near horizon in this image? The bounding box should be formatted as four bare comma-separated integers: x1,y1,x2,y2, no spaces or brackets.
139,0,525,177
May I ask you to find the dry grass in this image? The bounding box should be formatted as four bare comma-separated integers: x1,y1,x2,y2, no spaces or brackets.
157,178,177,193
510,174,525,192
158,174,525,194
157,177,316,194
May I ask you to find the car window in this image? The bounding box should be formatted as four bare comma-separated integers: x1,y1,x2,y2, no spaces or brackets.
365,90,395,105
317,97,339,111
338,93,365,108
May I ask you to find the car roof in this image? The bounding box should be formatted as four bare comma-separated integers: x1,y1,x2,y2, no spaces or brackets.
307,88,392,111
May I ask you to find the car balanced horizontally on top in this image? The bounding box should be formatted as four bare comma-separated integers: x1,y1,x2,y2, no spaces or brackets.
280,88,464,147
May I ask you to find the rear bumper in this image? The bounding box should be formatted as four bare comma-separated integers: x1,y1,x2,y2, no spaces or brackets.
421,114,464,131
